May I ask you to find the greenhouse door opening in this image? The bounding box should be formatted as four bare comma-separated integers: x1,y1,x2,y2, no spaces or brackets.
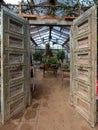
29,5,98,127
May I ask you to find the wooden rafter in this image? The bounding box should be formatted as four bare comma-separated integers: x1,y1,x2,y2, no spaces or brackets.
62,36,69,46
52,28,69,37
21,13,76,20
30,37,37,46
52,32,67,40
30,28,49,37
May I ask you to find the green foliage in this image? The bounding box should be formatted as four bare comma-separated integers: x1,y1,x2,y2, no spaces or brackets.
33,51,42,62
42,56,58,65
42,59,47,64
57,49,65,63
45,43,53,57
50,56,58,64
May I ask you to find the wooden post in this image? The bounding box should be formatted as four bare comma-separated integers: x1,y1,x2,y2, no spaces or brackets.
66,49,68,63
19,4,22,15
78,5,82,16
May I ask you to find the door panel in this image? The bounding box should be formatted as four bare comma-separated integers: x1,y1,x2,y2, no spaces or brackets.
70,5,97,127
0,6,30,124
76,52,90,64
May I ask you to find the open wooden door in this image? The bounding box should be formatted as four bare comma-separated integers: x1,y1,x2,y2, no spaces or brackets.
70,5,97,127
0,6,30,124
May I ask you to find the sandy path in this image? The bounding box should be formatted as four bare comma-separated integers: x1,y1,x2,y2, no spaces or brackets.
0,69,98,130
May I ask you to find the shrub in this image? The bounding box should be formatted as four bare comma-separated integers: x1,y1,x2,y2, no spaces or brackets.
33,51,42,62
57,49,65,63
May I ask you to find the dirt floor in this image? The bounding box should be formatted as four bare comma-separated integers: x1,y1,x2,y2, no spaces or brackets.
0,69,98,130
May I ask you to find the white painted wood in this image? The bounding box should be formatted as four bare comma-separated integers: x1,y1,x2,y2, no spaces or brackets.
0,6,30,124
70,5,97,127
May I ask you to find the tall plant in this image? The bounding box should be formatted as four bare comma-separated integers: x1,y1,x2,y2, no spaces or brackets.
57,49,65,63
33,51,42,62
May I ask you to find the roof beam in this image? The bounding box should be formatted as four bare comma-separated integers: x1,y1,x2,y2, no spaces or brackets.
52,28,69,37
51,33,67,41
62,36,69,46
21,13,76,20
30,37,37,46
49,26,52,41
28,17,73,26
50,34,66,41
30,28,49,37
30,26,44,31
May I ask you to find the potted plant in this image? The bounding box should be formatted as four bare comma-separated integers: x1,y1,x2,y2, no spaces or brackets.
57,49,65,63
50,56,59,68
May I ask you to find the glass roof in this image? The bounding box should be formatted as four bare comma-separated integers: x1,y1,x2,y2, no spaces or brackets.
4,0,95,52
57,0,67,4
33,0,48,5
30,25,70,50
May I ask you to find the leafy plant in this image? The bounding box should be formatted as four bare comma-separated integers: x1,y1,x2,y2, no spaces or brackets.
33,51,42,62
50,56,58,64
57,49,65,63
45,43,53,57
42,59,47,64
42,56,58,66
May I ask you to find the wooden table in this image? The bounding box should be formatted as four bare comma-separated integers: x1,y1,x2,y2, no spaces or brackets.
43,64,58,77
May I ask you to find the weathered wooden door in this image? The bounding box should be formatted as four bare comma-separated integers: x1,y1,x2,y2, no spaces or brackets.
70,5,97,127
0,6,30,124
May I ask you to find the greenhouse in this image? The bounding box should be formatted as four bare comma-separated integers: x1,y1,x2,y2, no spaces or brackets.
0,0,98,130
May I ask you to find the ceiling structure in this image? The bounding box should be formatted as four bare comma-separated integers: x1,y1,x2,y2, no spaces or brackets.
3,0,95,50
30,25,70,50
25,0,93,50
26,0,74,50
